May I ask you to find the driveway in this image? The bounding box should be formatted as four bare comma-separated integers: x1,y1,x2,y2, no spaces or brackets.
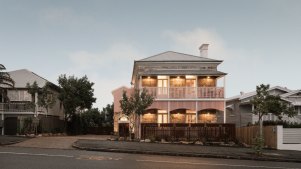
9,135,112,149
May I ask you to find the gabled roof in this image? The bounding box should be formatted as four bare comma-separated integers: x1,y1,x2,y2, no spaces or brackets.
281,90,301,98
138,51,222,62
8,69,49,88
227,86,292,101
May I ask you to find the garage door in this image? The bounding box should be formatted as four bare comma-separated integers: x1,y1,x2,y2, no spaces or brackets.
4,117,18,135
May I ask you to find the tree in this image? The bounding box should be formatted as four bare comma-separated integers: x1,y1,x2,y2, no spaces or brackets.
26,81,39,113
38,82,57,116
0,64,14,135
119,88,154,139
101,103,114,127
80,108,102,134
0,64,14,88
251,84,297,154
0,64,14,102
57,74,96,123
26,81,56,116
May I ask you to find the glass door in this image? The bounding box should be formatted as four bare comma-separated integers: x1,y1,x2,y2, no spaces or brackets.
158,114,168,123
158,79,168,96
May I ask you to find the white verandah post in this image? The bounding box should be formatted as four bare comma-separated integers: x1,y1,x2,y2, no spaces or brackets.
223,76,226,123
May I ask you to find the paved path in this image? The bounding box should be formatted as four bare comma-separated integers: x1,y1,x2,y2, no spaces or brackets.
10,135,111,149
74,140,301,163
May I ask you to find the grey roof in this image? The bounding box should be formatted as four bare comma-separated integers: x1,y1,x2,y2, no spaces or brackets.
227,86,292,101
139,70,226,76
138,51,222,62
281,90,301,98
8,69,48,88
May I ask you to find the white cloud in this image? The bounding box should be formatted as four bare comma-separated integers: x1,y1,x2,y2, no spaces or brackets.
39,7,99,27
163,28,229,60
66,43,144,108
68,43,143,70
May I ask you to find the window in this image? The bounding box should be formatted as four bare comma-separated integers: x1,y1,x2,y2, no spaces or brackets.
170,76,185,87
142,76,157,87
198,76,216,87
7,90,32,101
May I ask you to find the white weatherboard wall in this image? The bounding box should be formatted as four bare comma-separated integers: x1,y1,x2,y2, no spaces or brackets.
277,126,301,151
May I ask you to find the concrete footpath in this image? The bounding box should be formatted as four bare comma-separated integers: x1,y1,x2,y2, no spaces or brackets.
0,136,30,145
0,135,111,149
73,139,301,163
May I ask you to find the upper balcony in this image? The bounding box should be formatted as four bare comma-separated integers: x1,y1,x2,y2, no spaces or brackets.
139,75,225,99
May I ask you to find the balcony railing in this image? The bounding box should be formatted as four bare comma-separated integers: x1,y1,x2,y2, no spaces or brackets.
0,103,34,112
144,87,224,99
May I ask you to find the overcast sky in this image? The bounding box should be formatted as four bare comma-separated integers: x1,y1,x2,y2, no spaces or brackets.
1,0,301,108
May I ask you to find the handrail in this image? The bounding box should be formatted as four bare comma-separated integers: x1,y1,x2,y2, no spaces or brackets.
143,87,224,99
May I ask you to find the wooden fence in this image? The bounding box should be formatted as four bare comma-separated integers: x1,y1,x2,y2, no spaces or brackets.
39,116,64,133
236,126,277,149
86,126,113,135
141,123,236,142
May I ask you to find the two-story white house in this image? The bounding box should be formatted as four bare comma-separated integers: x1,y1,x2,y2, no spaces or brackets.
0,69,64,135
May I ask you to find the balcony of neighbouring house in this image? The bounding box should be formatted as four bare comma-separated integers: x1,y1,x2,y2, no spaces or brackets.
0,103,35,112
140,75,225,99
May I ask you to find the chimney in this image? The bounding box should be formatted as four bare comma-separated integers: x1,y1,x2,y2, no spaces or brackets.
199,44,209,57
240,91,244,95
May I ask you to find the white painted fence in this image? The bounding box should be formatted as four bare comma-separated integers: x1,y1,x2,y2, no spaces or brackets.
283,128,301,144
277,126,301,151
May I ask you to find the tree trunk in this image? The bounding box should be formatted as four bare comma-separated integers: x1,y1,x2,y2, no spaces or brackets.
259,118,263,139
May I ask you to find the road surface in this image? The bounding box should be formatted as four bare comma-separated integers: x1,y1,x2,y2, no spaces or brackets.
0,146,300,169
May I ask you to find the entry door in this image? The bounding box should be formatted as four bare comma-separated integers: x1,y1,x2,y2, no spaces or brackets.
157,79,168,96
118,123,129,137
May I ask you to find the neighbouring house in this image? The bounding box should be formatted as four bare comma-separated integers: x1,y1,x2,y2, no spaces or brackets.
226,86,301,127
112,44,232,139
0,69,64,135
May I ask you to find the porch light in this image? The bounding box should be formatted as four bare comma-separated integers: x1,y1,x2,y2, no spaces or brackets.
177,76,180,79
147,76,151,79
207,76,210,79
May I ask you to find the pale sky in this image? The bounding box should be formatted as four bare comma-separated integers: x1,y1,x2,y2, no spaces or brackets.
1,0,301,108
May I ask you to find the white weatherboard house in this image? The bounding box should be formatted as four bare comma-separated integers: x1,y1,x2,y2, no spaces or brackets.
0,69,64,135
226,86,301,127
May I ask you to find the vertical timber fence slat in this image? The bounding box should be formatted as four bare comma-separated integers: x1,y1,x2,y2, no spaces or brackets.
141,123,235,142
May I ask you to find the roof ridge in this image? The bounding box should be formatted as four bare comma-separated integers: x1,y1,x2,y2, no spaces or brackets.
138,51,222,62
169,51,221,61
281,89,301,97
138,51,171,61
227,86,293,101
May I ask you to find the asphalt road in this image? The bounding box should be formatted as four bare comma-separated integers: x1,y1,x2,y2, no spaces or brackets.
0,146,301,169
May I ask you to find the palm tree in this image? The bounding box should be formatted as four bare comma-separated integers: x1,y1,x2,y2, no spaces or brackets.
0,64,14,88
0,64,14,102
